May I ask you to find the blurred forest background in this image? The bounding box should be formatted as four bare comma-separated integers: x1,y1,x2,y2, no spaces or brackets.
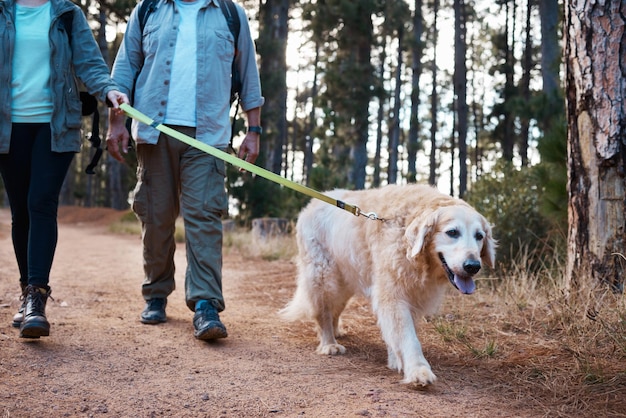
1,0,567,269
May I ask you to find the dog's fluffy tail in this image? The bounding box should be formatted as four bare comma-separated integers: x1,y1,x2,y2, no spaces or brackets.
278,283,314,322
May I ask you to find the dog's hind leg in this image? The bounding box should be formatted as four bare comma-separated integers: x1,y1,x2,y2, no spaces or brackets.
333,311,347,338
315,307,346,355
313,275,350,355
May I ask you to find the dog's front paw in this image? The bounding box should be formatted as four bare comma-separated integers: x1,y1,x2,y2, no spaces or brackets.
401,366,437,387
316,343,346,355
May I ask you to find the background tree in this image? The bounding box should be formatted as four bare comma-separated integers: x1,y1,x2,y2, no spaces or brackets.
384,0,411,185
372,40,387,188
258,0,289,175
406,0,424,184
454,0,468,197
428,0,439,186
491,0,517,163
564,0,626,292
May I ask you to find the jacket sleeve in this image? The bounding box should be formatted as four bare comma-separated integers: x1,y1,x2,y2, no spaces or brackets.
235,5,264,112
69,6,119,102
110,4,146,100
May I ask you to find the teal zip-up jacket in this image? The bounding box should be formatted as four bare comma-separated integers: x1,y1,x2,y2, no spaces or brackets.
0,0,121,153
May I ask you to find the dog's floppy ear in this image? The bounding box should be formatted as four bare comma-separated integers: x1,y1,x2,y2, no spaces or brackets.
404,210,439,259
481,219,497,269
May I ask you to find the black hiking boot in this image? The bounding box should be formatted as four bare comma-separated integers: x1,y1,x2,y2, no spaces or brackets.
19,285,51,338
12,283,27,328
140,298,167,324
193,301,227,340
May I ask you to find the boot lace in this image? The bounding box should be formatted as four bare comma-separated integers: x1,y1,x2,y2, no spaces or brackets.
24,285,53,313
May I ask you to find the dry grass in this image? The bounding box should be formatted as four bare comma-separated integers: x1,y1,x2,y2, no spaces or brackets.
110,214,297,260
427,248,626,417
223,227,298,261
109,212,193,244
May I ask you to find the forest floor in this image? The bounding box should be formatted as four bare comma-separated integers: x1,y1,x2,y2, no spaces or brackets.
0,206,625,418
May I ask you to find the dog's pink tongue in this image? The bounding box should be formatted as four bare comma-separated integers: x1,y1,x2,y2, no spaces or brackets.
454,275,475,294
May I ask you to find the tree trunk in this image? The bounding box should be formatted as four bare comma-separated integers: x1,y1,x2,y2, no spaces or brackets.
348,5,374,190
407,0,424,184
373,43,386,188
519,0,533,167
388,28,403,185
60,159,76,206
454,0,468,197
501,0,516,162
304,43,319,186
258,0,289,175
428,0,439,186
539,0,560,98
565,0,626,292
538,0,563,134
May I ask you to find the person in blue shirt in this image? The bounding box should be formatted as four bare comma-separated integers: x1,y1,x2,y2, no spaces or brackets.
106,0,264,340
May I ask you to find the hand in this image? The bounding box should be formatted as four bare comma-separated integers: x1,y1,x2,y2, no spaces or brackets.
238,132,260,165
106,90,130,116
106,118,130,163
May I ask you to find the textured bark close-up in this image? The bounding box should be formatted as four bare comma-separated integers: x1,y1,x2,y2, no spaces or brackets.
565,0,626,290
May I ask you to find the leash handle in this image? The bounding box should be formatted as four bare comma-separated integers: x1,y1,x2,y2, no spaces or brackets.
120,104,384,221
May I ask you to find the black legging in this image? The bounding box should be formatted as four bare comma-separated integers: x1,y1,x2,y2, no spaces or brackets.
0,123,74,289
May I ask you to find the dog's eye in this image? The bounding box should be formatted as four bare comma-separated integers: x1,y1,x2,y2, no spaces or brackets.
446,229,460,238
475,232,484,241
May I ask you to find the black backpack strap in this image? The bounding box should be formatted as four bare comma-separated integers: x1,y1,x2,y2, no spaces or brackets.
218,0,240,47
138,0,160,32
80,92,102,175
84,109,102,175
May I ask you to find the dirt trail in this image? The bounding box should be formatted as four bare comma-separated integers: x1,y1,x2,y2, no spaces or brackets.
0,207,604,417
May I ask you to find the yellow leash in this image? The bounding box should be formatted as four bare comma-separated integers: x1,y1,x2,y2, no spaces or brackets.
120,103,382,221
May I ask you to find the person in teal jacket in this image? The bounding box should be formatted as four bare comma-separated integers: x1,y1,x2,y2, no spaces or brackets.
0,0,129,338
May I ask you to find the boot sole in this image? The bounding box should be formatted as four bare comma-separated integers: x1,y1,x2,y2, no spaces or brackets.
20,322,50,338
194,326,228,340
140,316,167,325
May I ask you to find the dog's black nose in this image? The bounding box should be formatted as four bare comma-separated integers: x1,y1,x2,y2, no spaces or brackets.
463,259,481,275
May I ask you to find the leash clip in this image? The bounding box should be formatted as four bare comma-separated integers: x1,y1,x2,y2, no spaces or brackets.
355,207,384,222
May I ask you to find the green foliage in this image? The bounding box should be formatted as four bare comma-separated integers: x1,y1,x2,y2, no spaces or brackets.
226,164,310,225
533,89,568,229
308,165,346,192
465,162,564,272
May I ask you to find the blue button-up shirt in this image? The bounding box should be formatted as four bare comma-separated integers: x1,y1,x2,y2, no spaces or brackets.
111,0,264,148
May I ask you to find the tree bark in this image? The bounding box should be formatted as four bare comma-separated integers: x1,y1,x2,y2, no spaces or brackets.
347,4,374,190
373,43,386,188
565,0,626,291
454,0,468,197
501,0,516,162
519,0,533,168
428,0,439,187
258,0,289,175
388,28,403,185
539,0,560,98
407,0,424,184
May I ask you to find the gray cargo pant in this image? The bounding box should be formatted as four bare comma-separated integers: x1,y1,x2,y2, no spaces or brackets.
132,126,228,312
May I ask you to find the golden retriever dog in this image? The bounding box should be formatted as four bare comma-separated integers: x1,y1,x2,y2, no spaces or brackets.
279,184,496,386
